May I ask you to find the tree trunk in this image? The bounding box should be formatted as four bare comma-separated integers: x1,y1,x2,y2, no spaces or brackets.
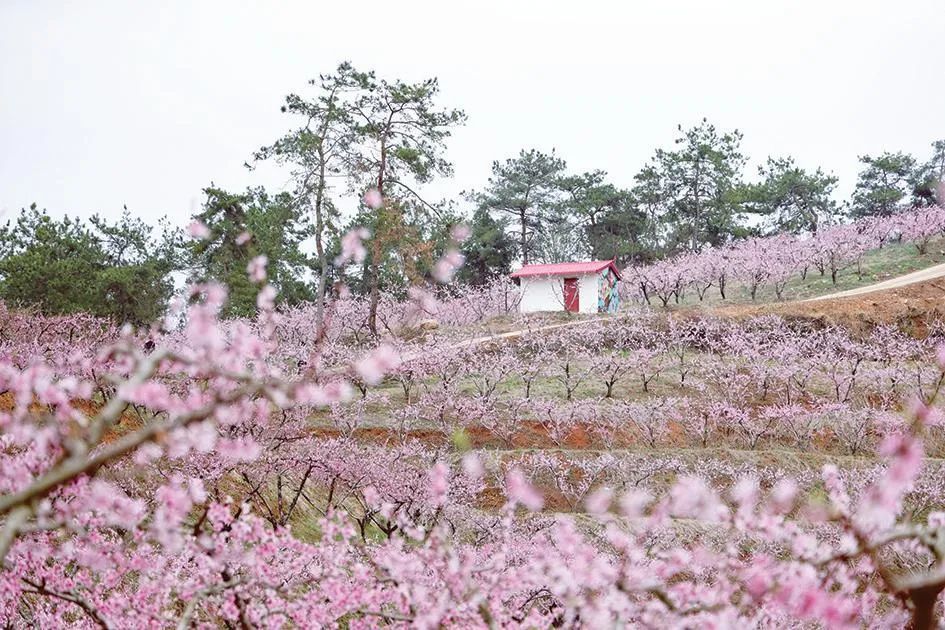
909,582,944,630
367,137,388,337
692,161,702,252
313,146,329,342
519,209,528,265
368,255,381,337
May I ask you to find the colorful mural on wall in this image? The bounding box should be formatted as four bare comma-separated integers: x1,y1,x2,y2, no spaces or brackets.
598,267,620,313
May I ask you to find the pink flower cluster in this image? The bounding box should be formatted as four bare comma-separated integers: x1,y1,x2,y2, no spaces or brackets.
3,266,945,627
625,205,945,304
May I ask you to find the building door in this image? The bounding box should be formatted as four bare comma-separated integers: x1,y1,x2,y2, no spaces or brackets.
563,278,579,312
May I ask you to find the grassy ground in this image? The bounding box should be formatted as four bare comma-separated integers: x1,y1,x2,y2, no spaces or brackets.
666,237,945,308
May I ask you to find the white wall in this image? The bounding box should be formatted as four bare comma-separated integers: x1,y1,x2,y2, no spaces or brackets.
519,277,563,313
519,274,599,314
578,274,598,314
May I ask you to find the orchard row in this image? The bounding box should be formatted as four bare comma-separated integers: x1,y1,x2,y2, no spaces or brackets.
2,281,945,627
624,205,945,305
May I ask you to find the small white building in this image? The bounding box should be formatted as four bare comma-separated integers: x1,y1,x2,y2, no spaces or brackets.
510,260,622,314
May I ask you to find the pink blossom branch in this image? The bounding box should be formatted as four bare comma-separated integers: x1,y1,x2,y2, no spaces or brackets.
175,577,244,630
21,576,113,630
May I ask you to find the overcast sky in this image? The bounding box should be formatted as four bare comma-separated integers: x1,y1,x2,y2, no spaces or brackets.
1,0,942,227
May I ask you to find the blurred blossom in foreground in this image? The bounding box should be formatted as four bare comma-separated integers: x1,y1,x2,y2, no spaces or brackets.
505,468,543,511
335,228,371,267
187,220,211,240
247,255,268,283
433,249,465,283
355,345,401,385
450,224,471,243
363,188,383,209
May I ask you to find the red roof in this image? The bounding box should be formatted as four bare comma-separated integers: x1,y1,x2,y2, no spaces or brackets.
510,260,621,280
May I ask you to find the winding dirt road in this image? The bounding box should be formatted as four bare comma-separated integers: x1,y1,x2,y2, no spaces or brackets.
804,262,945,302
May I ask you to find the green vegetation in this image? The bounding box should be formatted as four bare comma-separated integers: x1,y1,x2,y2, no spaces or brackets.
457,208,517,285
188,186,315,318
3,60,944,326
741,156,840,234
0,205,181,325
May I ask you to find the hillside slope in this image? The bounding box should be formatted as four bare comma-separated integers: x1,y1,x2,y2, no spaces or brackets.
712,277,945,333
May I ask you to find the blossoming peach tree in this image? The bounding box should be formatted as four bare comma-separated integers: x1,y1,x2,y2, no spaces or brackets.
625,204,945,305
4,196,945,627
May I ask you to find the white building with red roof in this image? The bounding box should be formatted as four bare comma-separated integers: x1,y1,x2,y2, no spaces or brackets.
510,260,621,314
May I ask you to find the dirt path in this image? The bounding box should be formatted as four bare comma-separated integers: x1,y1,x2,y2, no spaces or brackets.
400,317,603,363
804,262,945,302
447,317,599,348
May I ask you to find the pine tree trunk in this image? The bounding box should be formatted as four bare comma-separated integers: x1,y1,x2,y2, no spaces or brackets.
520,209,528,264
367,137,388,338
314,147,328,342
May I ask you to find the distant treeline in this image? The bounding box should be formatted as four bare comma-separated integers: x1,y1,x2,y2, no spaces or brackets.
2,62,942,326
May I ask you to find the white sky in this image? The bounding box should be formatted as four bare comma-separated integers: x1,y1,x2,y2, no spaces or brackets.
1,0,942,227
